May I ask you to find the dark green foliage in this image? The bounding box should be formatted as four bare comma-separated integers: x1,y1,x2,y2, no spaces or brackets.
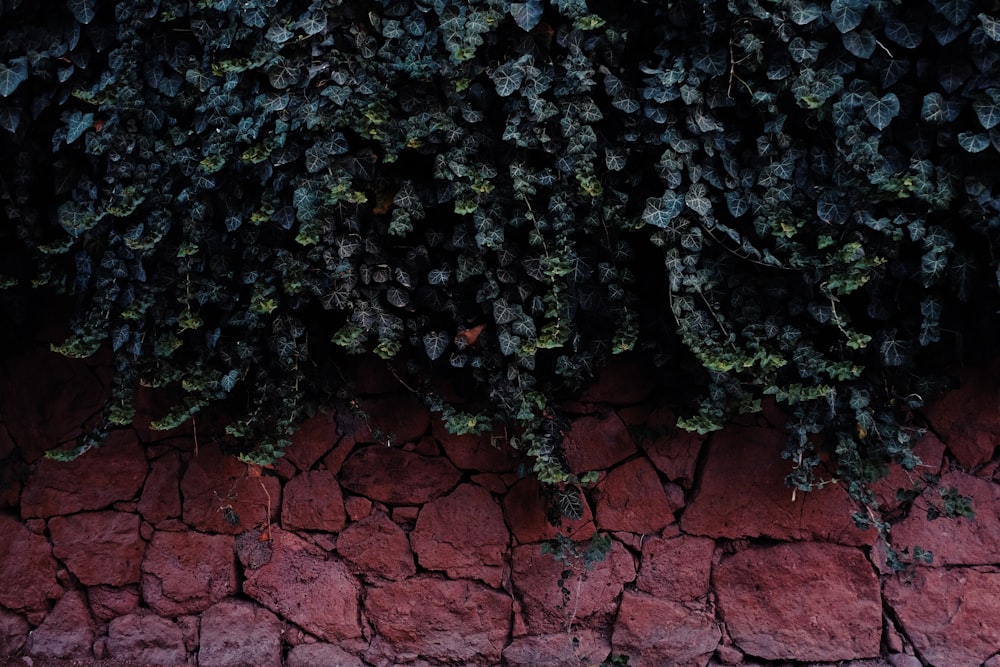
1,0,999,516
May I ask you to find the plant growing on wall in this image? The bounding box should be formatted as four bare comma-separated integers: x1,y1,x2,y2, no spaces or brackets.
2,0,997,531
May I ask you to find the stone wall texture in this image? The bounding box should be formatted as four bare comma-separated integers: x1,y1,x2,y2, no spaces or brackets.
2,348,1000,666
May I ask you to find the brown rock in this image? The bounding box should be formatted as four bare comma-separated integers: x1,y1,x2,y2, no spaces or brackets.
431,413,514,472
357,394,430,445
335,511,416,581
680,425,873,545
243,528,361,641
88,585,140,621
234,527,273,570
181,447,280,534
49,511,144,586
339,446,460,505
287,643,367,667
890,469,1000,566
344,495,372,521
137,450,182,525
924,365,1000,469
21,430,148,518
886,566,1000,667
620,403,705,486
503,476,596,544
714,542,881,661
140,530,237,616
502,630,610,667
281,470,347,532
198,600,282,667
26,590,94,659
612,590,720,667
107,613,186,665
0,515,60,615
593,458,674,534
410,483,509,587
578,355,654,405
511,540,636,633
364,577,511,663
0,608,29,656
636,534,715,601
562,411,637,473
284,410,338,470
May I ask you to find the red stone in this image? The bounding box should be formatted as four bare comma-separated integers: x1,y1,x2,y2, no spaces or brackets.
612,590,720,666
140,530,237,616
680,425,873,545
88,585,140,621
198,600,282,667
284,410,338,471
49,511,144,586
0,608,29,656
364,577,511,663
410,483,510,587
0,515,60,615
714,542,881,661
281,470,347,532
339,446,461,505
636,534,715,601
619,403,705,487
21,430,148,519
431,413,514,472
511,540,636,634
344,495,372,521
287,643,367,667
890,469,1000,566
871,432,946,511
335,511,416,582
137,450,183,525
924,365,1000,469
503,476,596,544
562,411,637,474
107,613,186,665
181,446,281,534
501,630,610,667
593,458,674,534
578,355,654,405
243,528,362,641
26,590,94,660
885,566,1000,667
356,394,430,445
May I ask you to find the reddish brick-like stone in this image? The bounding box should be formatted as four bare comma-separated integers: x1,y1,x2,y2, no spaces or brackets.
578,355,654,405
336,511,416,582
924,365,1000,469
503,477,595,545
287,643,367,667
636,534,715,601
198,600,282,667
243,528,362,641
714,542,881,661
364,577,511,663
281,470,347,532
411,483,509,587
619,403,705,487
502,630,610,667
562,411,637,474
137,450,182,525
181,446,280,534
612,591,720,666
0,608,29,656
49,510,144,586
356,394,430,445
107,613,187,665
26,590,94,660
593,458,674,534
141,530,237,616
431,413,514,472
88,585,140,621
0,515,60,616
21,430,148,519
339,446,460,505
284,410,339,471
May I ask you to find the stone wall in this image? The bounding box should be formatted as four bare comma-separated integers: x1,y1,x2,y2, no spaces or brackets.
2,347,1000,667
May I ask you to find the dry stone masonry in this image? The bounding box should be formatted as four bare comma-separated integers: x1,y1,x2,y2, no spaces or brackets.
2,349,1000,666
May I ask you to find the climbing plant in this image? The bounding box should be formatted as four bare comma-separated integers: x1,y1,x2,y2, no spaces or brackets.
2,0,999,527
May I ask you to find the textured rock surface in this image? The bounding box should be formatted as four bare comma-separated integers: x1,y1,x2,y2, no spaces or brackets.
593,457,675,533
502,630,610,667
88,585,140,621
923,365,1000,469
0,608,30,656
620,403,705,486
141,530,237,615
636,534,715,600
107,613,186,664
885,566,1000,667
714,542,881,661
137,450,183,525
243,528,362,641
287,643,368,667
0,515,61,616
198,600,282,667
181,446,280,534
365,577,511,663
432,413,514,472
503,476,595,544
49,511,144,586
612,590,720,667
561,411,637,473
357,394,430,445
339,446,461,504
26,590,94,659
410,483,509,586
280,469,347,532
335,510,416,581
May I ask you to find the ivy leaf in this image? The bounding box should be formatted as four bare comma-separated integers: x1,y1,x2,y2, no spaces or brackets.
220,369,240,393
493,298,518,325
642,191,684,228
979,13,1000,41
0,106,20,133
498,327,519,355
685,183,712,216
386,286,410,308
296,10,327,36
0,57,28,98
884,18,923,48
510,0,543,32
725,190,750,218
268,58,300,90
67,0,96,24
830,0,868,34
789,2,824,25
490,57,527,97
556,486,584,520
863,92,900,130
842,29,876,58
422,331,449,360
957,131,990,153
880,332,908,366
973,94,1000,130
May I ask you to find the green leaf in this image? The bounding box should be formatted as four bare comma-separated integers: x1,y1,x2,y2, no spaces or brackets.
863,92,900,131
642,191,684,228
685,183,712,217
883,18,923,48
423,331,449,360
957,131,990,153
511,0,543,32
973,94,1000,130
0,57,28,98
789,2,824,25
490,57,528,97
63,110,94,144
979,13,1000,41
67,0,96,24
830,0,867,33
